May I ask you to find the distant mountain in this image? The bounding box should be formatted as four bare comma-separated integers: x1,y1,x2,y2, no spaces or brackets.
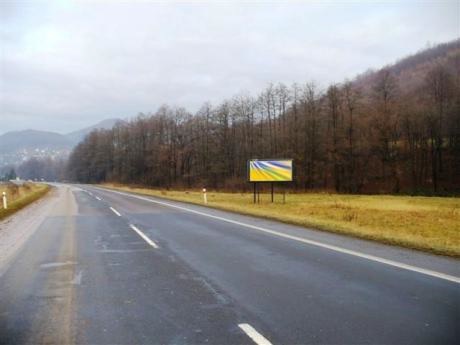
0,118,122,167
0,130,72,153
65,118,123,144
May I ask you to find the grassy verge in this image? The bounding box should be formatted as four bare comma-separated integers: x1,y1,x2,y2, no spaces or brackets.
0,183,51,220
101,183,460,257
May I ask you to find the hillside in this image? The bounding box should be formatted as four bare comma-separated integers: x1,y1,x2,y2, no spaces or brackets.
0,130,71,167
0,130,72,153
0,119,122,167
68,40,460,194
354,39,460,94
66,118,123,144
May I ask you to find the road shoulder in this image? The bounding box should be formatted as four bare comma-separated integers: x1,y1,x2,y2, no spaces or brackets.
0,185,61,277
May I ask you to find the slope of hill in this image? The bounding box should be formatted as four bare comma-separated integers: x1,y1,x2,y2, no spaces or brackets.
67,39,460,194
354,39,460,94
0,130,72,153
0,119,122,167
66,118,123,144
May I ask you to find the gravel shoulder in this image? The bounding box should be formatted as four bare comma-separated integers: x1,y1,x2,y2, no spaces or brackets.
0,185,62,277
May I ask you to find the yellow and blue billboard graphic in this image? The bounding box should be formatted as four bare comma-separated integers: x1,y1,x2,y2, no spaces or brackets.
248,159,293,182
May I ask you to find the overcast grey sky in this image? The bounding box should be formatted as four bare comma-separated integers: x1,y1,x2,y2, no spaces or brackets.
1,0,458,134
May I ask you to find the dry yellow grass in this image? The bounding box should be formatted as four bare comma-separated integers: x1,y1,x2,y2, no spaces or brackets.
102,183,460,257
0,183,50,220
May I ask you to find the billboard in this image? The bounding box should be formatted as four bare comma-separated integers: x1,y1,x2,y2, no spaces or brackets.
248,159,293,182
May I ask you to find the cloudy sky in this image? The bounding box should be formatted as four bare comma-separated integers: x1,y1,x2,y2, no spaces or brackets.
1,0,458,134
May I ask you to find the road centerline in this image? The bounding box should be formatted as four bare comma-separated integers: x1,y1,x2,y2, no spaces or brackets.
93,187,460,284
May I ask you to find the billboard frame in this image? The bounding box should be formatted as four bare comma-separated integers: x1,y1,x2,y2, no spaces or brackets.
247,158,294,203
247,158,294,183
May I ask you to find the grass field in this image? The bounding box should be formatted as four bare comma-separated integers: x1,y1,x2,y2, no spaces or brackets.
0,183,50,220
101,184,460,257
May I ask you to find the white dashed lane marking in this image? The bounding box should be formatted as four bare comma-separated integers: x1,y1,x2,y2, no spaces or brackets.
129,224,159,249
238,323,273,345
110,207,121,217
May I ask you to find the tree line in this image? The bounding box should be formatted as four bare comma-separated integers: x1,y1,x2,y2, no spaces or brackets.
67,60,460,194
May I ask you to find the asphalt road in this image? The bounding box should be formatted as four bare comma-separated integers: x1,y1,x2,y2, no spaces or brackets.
0,184,459,344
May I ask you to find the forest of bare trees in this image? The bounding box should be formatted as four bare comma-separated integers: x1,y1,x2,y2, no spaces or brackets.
67,42,460,194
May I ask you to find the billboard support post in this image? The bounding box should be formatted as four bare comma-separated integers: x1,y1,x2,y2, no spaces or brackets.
253,183,256,204
271,183,274,203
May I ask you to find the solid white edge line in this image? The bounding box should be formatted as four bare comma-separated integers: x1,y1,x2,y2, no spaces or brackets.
94,187,460,284
129,224,159,249
238,323,273,345
109,207,121,217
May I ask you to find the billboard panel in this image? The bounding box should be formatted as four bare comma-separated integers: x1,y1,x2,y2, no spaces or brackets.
248,159,293,182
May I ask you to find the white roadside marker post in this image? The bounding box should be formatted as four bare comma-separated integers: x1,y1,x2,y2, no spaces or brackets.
202,188,207,204
2,192,7,209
